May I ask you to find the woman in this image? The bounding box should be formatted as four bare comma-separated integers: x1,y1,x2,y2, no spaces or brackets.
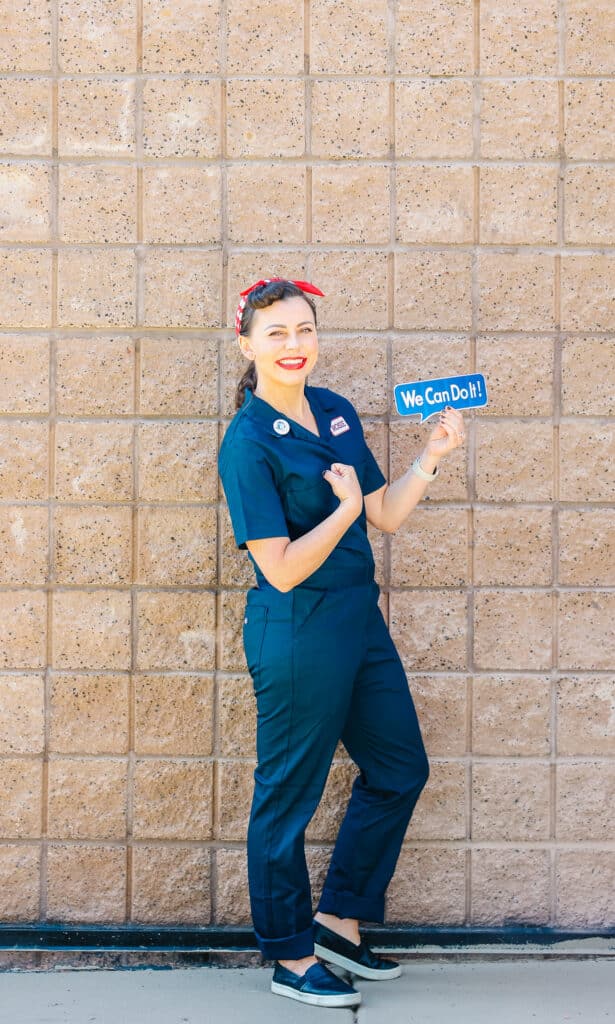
218,278,466,1008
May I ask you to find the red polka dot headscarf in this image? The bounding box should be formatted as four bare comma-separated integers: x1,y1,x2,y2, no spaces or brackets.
235,278,325,336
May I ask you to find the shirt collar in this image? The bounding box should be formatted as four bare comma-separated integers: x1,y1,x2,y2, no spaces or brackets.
242,386,335,440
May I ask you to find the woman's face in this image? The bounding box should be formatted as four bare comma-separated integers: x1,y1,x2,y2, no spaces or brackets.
239,295,318,390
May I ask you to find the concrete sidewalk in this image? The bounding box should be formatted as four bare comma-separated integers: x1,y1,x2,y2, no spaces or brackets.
1,958,613,1024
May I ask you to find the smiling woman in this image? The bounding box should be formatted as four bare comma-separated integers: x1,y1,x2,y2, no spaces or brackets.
218,277,466,1008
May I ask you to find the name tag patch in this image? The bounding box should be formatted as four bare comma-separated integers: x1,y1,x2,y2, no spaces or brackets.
330,416,350,436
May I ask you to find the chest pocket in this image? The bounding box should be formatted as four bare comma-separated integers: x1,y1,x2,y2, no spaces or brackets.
283,473,339,535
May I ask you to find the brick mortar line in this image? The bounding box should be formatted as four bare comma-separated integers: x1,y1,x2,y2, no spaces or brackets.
8,156,615,167
7,71,615,81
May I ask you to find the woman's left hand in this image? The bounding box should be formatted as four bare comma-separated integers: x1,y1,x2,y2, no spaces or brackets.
425,406,466,459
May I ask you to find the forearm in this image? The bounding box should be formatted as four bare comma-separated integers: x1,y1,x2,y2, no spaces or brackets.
275,500,361,591
378,449,440,533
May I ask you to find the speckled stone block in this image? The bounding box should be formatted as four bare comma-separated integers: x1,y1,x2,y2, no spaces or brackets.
139,337,218,416
559,592,615,672
47,757,127,840
55,421,133,501
0,590,47,669
475,334,554,417
566,0,615,73
0,0,50,71
218,590,248,673
227,163,306,245
308,334,388,416
311,0,388,73
0,506,47,585
48,673,129,754
390,590,468,672
215,759,256,841
46,843,126,922
137,506,217,586
54,505,132,585
0,334,48,413
52,589,131,670
395,251,472,330
562,254,615,336
137,420,217,501
0,845,40,920
0,249,51,327
219,505,255,590
559,422,615,502
473,507,552,586
0,162,50,241
480,165,558,245
480,80,559,159
390,507,469,588
309,250,388,329
58,164,136,243
477,253,555,331
391,334,471,391
226,79,304,158
556,677,615,757
135,590,216,672
133,758,213,840
410,676,468,757
556,851,615,928
396,0,473,74
142,249,222,328
0,675,44,754
58,248,135,328
142,166,221,245
312,164,389,245
227,0,303,73
306,762,357,841
565,81,615,159
559,510,615,587
387,847,466,924
472,419,552,503
0,758,42,837
389,420,469,504
134,674,213,756
396,165,474,244
406,761,466,841
480,0,557,73
561,336,615,416
142,0,220,73
556,761,615,841
131,845,211,924
474,590,553,671
472,762,551,841
216,675,256,758
565,167,615,245
471,848,550,924
0,421,48,500
395,80,474,159
142,79,221,158
311,80,389,158
58,78,135,156
215,849,250,924
0,77,51,155
59,0,136,73
55,335,134,415
472,675,551,756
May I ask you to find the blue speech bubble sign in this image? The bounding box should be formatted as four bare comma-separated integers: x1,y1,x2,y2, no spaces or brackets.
394,373,488,423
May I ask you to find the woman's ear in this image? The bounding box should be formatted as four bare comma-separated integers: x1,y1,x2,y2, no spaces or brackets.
238,335,254,360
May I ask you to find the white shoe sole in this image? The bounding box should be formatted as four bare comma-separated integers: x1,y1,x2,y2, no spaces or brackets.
271,980,361,1007
314,942,402,981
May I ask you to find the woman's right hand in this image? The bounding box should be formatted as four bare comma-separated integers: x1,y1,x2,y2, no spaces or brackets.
322,463,363,516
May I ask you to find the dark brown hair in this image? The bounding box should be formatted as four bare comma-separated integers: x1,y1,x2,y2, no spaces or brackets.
235,280,318,410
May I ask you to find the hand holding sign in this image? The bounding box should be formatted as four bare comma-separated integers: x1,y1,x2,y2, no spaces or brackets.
395,373,488,422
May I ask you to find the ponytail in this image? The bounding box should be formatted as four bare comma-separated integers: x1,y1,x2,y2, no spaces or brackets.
235,361,257,410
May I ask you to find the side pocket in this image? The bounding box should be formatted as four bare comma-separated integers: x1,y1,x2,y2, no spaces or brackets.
243,605,268,678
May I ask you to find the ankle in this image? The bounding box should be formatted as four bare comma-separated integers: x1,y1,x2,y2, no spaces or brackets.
278,954,318,976
314,911,360,945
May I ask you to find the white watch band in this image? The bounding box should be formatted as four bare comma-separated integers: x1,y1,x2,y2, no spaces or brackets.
411,455,439,482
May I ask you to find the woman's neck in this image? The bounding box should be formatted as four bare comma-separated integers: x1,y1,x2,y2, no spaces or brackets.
254,380,310,423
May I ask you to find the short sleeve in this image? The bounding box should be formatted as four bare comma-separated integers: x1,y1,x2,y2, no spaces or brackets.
219,446,289,550
361,441,387,496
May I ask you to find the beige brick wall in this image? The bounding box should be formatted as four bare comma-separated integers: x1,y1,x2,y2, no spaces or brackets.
0,0,614,932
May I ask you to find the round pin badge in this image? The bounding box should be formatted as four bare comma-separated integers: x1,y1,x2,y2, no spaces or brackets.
273,418,290,435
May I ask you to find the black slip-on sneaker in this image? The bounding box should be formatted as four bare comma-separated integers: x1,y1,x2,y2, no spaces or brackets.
313,920,402,981
271,961,361,1007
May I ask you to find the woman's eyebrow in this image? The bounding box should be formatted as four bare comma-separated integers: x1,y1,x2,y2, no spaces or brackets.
265,320,314,330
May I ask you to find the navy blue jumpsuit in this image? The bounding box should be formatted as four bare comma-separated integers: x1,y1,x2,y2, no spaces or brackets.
218,384,429,961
